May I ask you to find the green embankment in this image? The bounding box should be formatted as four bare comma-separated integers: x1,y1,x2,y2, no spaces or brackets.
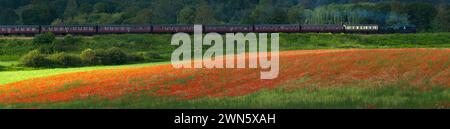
0,62,169,85
1,33,449,61
0,33,449,84
2,78,448,109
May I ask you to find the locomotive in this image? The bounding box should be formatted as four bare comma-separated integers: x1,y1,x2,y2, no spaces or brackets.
0,24,416,35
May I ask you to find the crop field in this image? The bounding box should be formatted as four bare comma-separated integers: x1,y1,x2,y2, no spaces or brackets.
0,48,449,109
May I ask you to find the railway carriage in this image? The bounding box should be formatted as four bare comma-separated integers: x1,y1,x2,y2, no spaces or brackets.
254,24,300,33
153,25,194,33
41,25,97,35
0,25,40,35
98,25,151,34
301,24,344,33
344,24,379,33
204,25,254,33
0,24,415,35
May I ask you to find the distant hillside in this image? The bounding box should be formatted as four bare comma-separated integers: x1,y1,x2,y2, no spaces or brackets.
0,0,449,31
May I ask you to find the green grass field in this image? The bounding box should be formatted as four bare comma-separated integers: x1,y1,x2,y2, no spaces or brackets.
2,78,448,109
0,62,169,85
1,33,450,61
0,33,449,109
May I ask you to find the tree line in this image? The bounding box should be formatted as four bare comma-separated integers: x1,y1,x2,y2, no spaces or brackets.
0,0,449,32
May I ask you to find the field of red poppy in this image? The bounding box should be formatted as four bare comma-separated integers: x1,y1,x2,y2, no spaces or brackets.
0,48,449,109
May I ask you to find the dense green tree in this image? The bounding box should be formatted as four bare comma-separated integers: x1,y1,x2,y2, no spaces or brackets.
79,3,93,14
64,0,79,19
178,6,195,24
0,8,19,24
432,4,450,32
93,2,108,13
150,0,183,24
246,0,272,24
287,5,305,24
20,4,56,25
194,0,218,24
126,8,154,24
405,3,437,31
269,7,287,24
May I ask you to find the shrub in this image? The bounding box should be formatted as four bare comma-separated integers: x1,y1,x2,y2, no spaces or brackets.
127,53,145,63
47,52,83,67
93,49,111,65
33,32,55,44
51,40,66,52
51,35,78,52
144,52,164,62
38,45,55,54
106,47,127,65
19,50,51,67
80,49,98,65
63,34,77,45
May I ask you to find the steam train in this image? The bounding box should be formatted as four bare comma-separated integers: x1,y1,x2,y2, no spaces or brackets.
0,24,416,35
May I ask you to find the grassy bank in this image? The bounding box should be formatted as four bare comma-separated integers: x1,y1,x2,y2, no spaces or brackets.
1,33,450,62
0,49,449,109
2,79,448,109
0,62,169,85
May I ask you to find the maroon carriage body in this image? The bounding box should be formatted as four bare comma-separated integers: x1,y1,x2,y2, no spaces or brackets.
98,25,151,34
204,25,253,33
254,24,300,33
41,26,96,35
0,25,40,35
301,25,344,33
152,25,194,33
